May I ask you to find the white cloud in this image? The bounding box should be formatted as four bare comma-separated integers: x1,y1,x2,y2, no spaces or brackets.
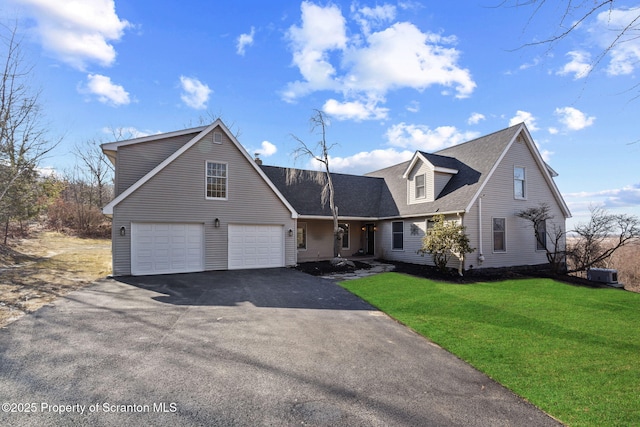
324,148,414,174
14,0,131,70
254,140,277,157
386,123,479,151
283,1,347,100
467,112,485,125
283,2,475,107
565,183,640,209
548,127,559,135
82,74,130,106
236,27,255,56
591,7,640,76
406,101,420,113
351,3,397,35
179,76,212,110
323,98,389,121
509,110,539,131
557,50,592,79
555,106,595,130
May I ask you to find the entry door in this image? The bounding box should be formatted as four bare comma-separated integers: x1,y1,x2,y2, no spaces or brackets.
366,224,375,255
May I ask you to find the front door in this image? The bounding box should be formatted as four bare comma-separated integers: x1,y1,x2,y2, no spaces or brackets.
365,224,375,255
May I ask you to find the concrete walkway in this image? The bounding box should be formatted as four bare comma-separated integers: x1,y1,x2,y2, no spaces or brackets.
0,268,561,426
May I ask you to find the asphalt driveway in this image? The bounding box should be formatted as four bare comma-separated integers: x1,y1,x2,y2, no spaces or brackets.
0,268,561,426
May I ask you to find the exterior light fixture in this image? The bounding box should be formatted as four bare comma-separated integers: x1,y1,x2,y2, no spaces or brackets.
288,228,293,237
214,218,220,228
120,226,126,236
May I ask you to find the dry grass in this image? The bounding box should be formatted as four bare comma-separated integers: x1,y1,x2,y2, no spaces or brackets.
566,237,640,293
0,231,111,327
609,242,640,293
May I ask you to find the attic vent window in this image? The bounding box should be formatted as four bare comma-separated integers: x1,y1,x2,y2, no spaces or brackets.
214,132,222,144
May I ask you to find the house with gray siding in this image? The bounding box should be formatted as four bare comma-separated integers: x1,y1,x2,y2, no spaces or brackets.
102,120,570,276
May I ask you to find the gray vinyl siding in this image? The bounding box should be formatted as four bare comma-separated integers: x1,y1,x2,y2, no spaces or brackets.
111,127,295,276
115,132,198,196
296,219,366,262
407,162,434,204
377,216,464,270
463,138,566,269
407,162,454,205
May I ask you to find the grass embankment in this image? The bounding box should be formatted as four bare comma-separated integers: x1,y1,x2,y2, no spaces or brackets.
0,231,111,327
341,273,640,427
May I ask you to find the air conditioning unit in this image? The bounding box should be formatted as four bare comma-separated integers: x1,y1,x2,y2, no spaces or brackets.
587,268,623,288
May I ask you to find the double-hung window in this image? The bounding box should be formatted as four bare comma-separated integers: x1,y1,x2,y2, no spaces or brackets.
206,161,227,199
493,218,506,252
392,221,404,250
536,220,547,251
514,167,526,199
415,174,425,199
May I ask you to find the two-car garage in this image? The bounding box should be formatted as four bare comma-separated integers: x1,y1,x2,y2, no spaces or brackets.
130,223,284,276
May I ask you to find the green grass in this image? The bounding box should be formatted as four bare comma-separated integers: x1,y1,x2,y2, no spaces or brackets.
341,273,640,427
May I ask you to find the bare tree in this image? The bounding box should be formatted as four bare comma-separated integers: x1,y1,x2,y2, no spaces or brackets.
517,203,567,273
502,1,640,90
288,110,342,257
72,139,114,207
568,205,640,273
0,21,58,214
518,203,640,275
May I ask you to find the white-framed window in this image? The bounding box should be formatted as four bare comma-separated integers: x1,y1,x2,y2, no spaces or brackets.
514,166,526,199
206,161,228,199
392,221,404,250
536,220,547,251
297,223,307,250
339,223,350,249
493,217,506,252
415,174,426,199
214,132,223,144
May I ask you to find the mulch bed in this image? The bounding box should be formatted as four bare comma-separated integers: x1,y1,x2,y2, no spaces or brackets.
295,258,618,289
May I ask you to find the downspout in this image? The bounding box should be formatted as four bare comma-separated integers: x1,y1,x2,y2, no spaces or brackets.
478,196,485,266
457,212,463,276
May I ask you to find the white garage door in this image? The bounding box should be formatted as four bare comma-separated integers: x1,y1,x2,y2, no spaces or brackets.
228,224,284,270
131,223,204,276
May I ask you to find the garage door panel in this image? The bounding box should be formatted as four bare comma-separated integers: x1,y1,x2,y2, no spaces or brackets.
131,223,204,276
228,224,284,270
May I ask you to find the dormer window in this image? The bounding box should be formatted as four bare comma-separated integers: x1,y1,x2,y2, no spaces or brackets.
415,174,425,199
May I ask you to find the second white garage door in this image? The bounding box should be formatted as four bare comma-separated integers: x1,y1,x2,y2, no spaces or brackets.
228,224,284,270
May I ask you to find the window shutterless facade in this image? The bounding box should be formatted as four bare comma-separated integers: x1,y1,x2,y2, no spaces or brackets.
415,174,425,199
514,166,526,199
339,223,350,249
206,161,227,199
297,223,307,250
493,217,506,252
536,220,547,251
392,221,404,250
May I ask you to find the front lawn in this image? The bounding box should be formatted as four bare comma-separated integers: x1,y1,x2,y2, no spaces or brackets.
341,273,640,427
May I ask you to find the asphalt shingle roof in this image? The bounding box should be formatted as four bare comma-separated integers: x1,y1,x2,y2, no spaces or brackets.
263,124,523,219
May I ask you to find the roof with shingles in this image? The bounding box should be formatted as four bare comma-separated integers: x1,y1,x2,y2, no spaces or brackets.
260,165,389,218
367,124,520,218
262,124,565,219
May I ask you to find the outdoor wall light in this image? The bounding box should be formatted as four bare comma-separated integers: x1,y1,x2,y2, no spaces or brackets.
119,226,126,236
214,218,220,228
288,228,293,237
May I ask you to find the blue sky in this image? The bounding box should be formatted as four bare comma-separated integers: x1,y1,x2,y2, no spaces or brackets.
5,0,640,228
